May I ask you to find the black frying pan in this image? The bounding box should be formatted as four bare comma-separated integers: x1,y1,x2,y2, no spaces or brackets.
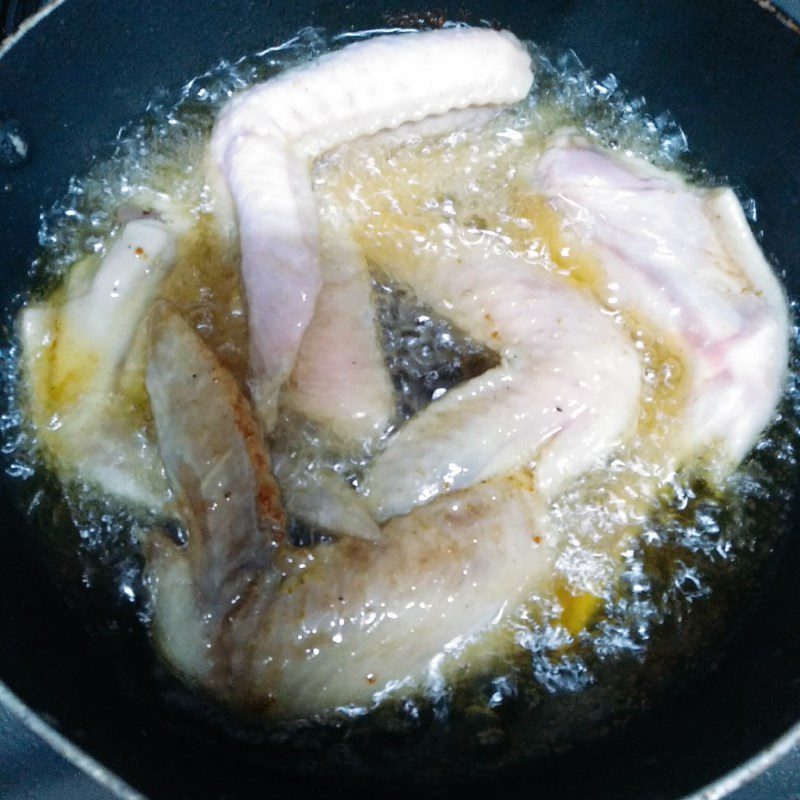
1,1,800,798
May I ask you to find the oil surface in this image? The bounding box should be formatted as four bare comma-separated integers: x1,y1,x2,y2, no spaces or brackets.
1,26,799,780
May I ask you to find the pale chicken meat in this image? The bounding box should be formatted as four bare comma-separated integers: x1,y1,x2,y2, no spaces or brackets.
210,27,534,428
146,306,286,686
361,247,641,521
19,218,178,506
283,222,393,446
277,218,391,542
146,239,641,715
531,134,788,467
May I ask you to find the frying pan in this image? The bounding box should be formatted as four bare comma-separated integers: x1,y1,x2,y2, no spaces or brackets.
1,1,799,798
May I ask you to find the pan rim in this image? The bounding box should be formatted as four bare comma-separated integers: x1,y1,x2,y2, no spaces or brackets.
686,718,800,800
0,680,143,799
0,0,66,57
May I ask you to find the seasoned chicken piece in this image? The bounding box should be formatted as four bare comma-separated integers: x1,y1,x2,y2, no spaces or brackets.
277,224,389,542
146,305,285,688
362,247,642,521
531,134,789,467
209,27,534,427
19,219,177,506
284,221,393,444
242,472,552,715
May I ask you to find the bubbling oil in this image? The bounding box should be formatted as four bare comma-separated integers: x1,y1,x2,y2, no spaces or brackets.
1,25,798,778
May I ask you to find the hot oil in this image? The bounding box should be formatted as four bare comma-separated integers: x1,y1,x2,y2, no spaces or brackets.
158,216,249,382
0,27,799,779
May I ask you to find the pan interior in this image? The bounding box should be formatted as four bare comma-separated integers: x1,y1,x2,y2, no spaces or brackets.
0,2,799,799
